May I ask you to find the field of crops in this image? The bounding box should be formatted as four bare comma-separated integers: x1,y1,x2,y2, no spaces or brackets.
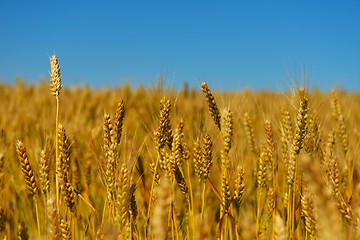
1,55,360,239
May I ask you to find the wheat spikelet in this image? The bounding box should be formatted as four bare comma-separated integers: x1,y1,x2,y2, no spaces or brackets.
114,100,125,146
49,54,62,96
155,98,173,149
174,164,188,196
243,112,257,155
287,152,297,187
201,82,221,130
264,120,276,184
15,140,38,197
234,165,245,206
257,148,267,189
301,188,316,239
164,149,175,180
267,187,275,218
221,108,233,154
304,114,321,153
62,181,76,212
0,207,5,233
193,139,203,181
60,217,71,239
18,221,29,240
103,113,113,153
103,113,116,202
331,90,349,154
280,109,293,168
202,133,213,181
172,121,189,171
150,162,160,185
129,183,138,225
57,124,71,184
39,148,50,195
115,165,129,233
293,96,308,155
172,122,183,171
221,174,232,213
323,131,340,195
336,195,354,224
265,120,275,160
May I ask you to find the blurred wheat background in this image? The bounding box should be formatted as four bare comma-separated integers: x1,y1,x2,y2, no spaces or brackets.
0,56,360,239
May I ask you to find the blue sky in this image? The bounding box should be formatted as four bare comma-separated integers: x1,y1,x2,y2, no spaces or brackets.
0,1,359,91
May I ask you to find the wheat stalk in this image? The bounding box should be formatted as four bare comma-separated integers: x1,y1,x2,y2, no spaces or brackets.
287,94,308,237
49,54,62,211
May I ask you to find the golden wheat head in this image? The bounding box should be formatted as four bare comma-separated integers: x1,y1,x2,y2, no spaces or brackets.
49,54,62,96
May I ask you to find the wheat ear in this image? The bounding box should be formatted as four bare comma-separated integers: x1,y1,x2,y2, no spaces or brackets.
115,165,129,235
103,113,116,206
16,141,37,196
201,82,221,130
15,140,40,236
114,100,125,146
243,112,257,155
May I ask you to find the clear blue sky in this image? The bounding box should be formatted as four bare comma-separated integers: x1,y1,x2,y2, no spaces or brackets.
0,1,359,91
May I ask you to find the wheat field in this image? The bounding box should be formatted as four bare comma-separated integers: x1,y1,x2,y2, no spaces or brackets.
0,55,360,239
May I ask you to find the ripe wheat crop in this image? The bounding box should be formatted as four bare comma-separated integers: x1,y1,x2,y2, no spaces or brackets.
0,55,360,239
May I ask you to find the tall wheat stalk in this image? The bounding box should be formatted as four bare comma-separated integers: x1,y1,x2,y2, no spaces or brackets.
286,93,308,237
49,54,62,211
